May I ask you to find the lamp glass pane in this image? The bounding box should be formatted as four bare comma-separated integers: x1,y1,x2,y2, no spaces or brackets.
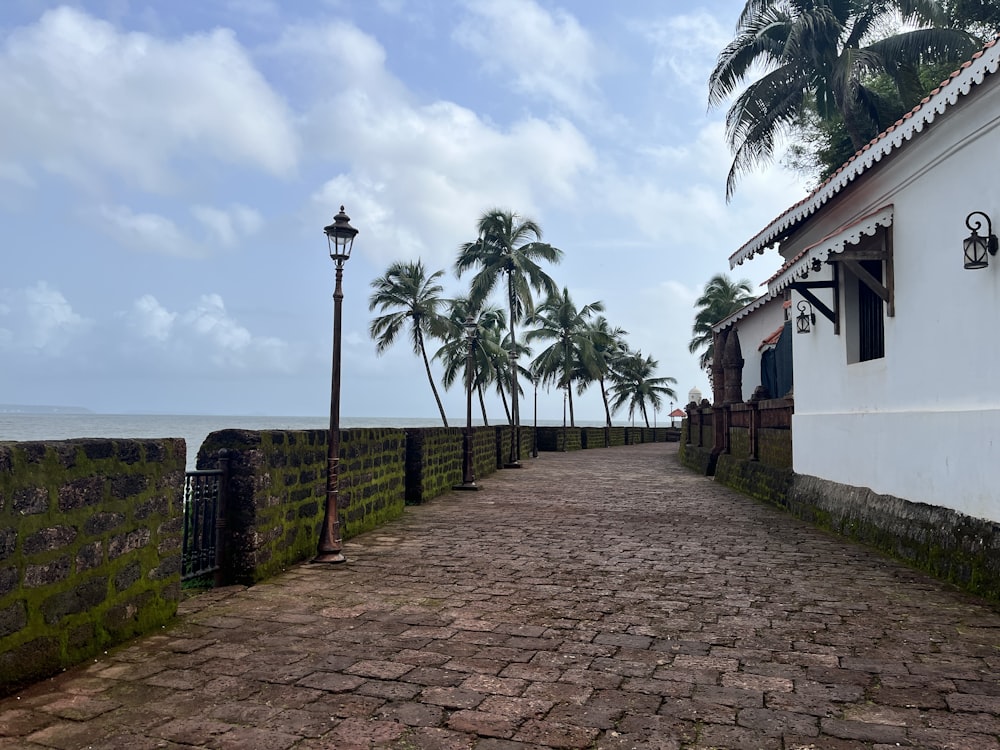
964,235,988,269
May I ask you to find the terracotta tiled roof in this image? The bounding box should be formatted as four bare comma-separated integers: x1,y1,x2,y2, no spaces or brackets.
729,34,1000,269
759,324,784,351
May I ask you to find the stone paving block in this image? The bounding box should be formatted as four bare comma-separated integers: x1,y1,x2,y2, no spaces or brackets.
294,671,365,693
150,716,234,745
446,708,519,738
478,695,554,721
214,726,300,750
318,716,408,747
419,686,486,710
344,658,415,680
36,694,121,721
397,726,478,749
820,716,911,743
947,692,1000,712
0,709,52,737
355,679,423,701
513,718,599,748
693,723,785,749
375,699,445,726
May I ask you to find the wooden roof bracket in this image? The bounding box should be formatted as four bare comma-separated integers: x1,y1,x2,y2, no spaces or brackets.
836,226,895,318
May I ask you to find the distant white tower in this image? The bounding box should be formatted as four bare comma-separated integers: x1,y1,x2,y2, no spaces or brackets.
688,387,702,405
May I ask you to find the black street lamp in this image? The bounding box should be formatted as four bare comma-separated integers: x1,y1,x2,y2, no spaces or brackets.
506,346,522,468
532,374,539,458
314,206,358,565
454,316,479,491
562,384,568,452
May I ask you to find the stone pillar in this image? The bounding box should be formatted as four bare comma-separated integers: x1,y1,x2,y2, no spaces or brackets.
710,331,728,471
723,328,744,405
711,330,726,407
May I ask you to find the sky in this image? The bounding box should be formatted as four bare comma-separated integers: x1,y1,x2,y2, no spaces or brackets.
0,0,811,424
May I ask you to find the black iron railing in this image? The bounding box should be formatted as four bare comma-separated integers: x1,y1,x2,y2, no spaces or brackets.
182,451,228,584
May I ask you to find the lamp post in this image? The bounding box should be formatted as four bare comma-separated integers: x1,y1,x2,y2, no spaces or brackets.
314,206,358,565
532,374,539,458
562,384,568,452
454,316,479,491
506,346,522,468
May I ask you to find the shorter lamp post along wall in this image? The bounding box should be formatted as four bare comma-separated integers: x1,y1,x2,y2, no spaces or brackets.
315,205,358,565
454,316,479,491
532,375,539,458
505,346,522,468
562,383,568,451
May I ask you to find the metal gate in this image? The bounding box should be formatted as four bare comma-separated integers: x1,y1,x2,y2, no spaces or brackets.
182,454,228,584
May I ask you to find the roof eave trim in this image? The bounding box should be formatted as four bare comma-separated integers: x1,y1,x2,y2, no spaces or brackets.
712,289,780,333
768,205,894,293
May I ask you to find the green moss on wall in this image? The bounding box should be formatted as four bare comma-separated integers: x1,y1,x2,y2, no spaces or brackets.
0,439,184,695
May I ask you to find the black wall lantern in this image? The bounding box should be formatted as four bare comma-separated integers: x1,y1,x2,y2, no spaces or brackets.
963,211,998,270
796,300,816,334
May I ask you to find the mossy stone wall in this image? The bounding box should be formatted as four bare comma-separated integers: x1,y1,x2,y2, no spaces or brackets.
405,428,462,504
198,428,407,584
678,442,716,476
759,428,793,469
535,427,582,452
788,475,1000,603
493,425,534,465
0,439,184,695
581,428,609,448
714,454,794,507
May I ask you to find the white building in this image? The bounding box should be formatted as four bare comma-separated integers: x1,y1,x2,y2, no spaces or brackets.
713,37,1000,593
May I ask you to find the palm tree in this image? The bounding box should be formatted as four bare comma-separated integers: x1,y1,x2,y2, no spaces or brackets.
455,208,563,464
525,288,605,428
435,297,507,426
369,260,450,426
609,351,677,429
579,316,629,429
689,274,755,372
709,0,978,198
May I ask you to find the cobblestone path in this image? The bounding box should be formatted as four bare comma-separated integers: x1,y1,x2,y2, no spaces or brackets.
1,443,998,749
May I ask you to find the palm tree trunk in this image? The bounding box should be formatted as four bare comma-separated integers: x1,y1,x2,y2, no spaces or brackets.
599,377,612,427
417,328,449,427
477,383,489,426
568,382,576,428
498,381,512,424
641,402,650,429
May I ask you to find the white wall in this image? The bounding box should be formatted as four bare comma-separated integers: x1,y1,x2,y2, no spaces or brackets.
731,300,787,402
788,79,1000,522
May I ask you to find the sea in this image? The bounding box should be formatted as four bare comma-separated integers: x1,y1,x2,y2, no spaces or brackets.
0,413,599,470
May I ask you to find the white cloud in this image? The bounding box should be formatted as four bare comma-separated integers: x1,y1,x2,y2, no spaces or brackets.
636,11,731,87
178,294,297,372
191,204,263,248
98,202,265,257
0,282,91,355
113,292,304,375
98,205,197,257
0,162,34,188
128,295,176,342
454,0,600,116
285,20,596,268
0,7,299,193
